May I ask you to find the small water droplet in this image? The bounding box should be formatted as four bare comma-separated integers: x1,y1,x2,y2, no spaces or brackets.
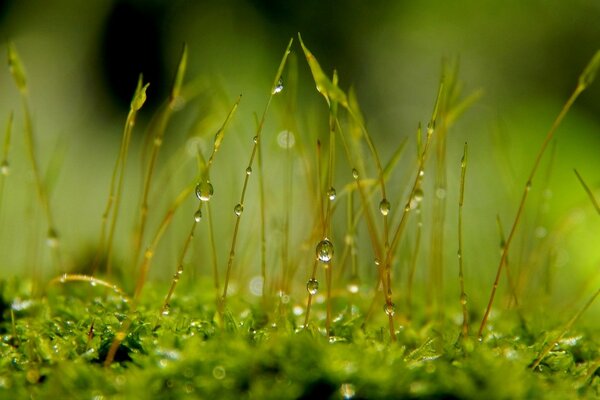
195,181,214,202
327,187,336,201
212,365,226,380
316,239,334,263
413,188,424,203
245,167,252,175
384,302,396,316
59,273,67,283
418,169,425,177
272,78,284,94
234,203,244,216
526,180,532,191
153,137,163,146
374,258,381,267
90,281,97,287
0,160,9,176
253,136,258,144
306,278,319,295
379,198,390,216
46,228,59,248
460,293,467,305
435,188,446,199
457,250,462,259
162,304,170,316
194,209,202,222
352,168,359,180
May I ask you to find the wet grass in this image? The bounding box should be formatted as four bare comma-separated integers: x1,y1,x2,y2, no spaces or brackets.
0,38,599,399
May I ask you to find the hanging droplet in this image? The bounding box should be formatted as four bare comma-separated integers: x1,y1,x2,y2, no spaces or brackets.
272,78,284,94
245,167,252,175
195,181,214,202
253,136,258,144
374,258,381,267
383,302,396,316
352,168,359,180
46,228,59,248
234,203,244,216
460,293,468,306
418,169,425,177
316,239,334,263
413,188,424,203
162,304,171,316
379,198,391,216
327,187,336,201
306,278,319,295
193,209,202,222
0,160,9,176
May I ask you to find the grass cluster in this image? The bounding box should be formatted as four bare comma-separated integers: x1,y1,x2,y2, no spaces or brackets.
0,35,599,398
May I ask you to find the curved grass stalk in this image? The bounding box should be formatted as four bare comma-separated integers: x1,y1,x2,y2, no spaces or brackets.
8,44,62,270
221,38,293,308
478,50,600,338
48,273,129,301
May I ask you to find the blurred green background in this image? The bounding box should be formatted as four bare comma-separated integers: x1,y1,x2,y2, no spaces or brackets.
0,0,599,323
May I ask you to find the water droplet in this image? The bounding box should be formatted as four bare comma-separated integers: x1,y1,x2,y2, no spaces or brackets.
418,169,425,177
374,258,381,267
327,187,336,201
153,137,163,146
384,302,396,316
435,188,446,199
277,130,296,149
162,304,170,316
306,278,319,295
413,188,424,203
272,78,284,94
195,181,214,202
526,180,532,191
245,167,252,175
253,135,259,144
379,198,390,216
316,239,334,263
59,273,67,283
46,228,59,248
0,160,9,176
193,209,202,222
352,169,359,179
234,203,244,216
460,293,467,305
457,250,462,259
346,277,360,294
90,280,97,287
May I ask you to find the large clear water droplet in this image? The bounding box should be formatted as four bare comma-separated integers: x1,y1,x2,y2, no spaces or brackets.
234,203,244,216
413,188,424,203
327,187,336,201
306,278,319,295
379,198,390,216
195,181,214,202
245,167,252,175
316,239,334,263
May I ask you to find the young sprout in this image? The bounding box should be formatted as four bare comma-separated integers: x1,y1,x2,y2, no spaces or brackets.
478,50,600,339
93,76,149,277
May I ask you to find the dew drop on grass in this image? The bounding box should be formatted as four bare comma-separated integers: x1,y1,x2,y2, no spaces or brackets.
384,302,396,316
193,209,202,222
352,168,359,180
327,187,336,201
413,188,424,203
316,239,334,263
306,278,319,295
272,78,284,94
379,198,390,216
234,203,244,216
245,167,252,175
253,136,258,144
162,304,170,316
340,383,356,399
46,228,59,248
0,160,9,176
460,293,468,306
195,181,214,202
